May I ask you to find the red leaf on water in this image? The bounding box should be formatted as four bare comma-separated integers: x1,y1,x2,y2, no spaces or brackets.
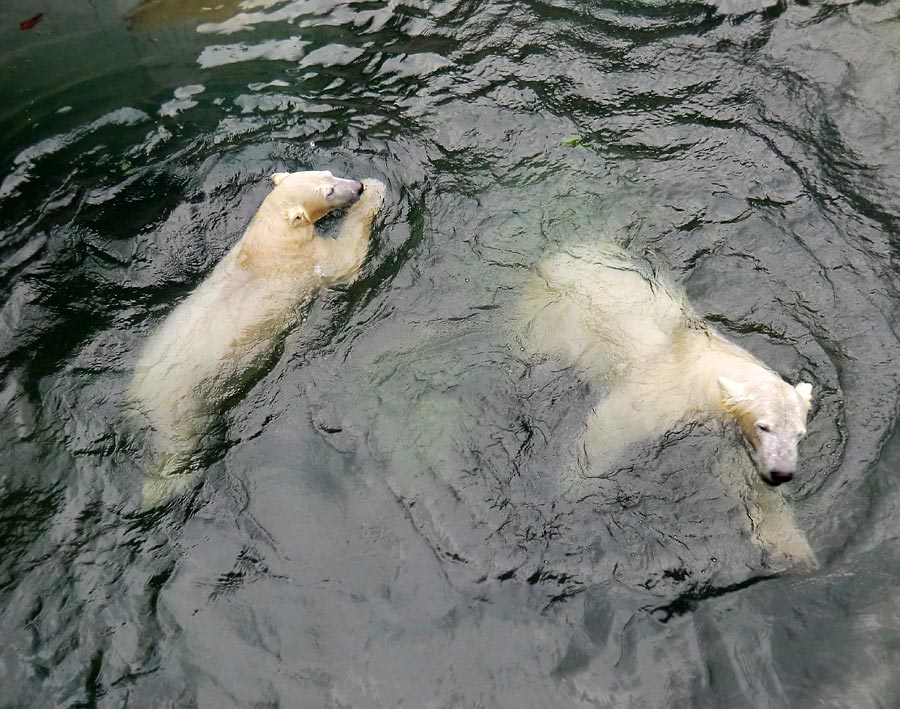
20,13,44,30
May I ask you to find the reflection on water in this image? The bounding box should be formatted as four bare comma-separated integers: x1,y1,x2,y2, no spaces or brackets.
124,0,250,32
2,0,900,705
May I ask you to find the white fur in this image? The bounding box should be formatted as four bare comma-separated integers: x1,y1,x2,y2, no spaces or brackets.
519,243,816,567
130,171,385,499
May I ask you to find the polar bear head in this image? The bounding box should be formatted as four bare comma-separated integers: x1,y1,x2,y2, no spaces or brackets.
719,376,813,486
269,170,364,226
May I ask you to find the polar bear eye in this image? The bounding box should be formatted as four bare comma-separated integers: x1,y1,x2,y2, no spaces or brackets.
326,186,335,198
756,422,772,433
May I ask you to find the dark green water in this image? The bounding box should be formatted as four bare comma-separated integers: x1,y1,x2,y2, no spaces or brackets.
2,0,900,705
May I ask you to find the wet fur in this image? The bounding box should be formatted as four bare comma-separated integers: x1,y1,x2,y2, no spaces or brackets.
129,172,385,501
519,242,816,568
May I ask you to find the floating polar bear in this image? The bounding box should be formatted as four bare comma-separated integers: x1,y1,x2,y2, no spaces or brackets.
519,243,816,567
130,170,385,500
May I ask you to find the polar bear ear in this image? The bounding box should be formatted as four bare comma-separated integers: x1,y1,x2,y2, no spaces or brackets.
270,172,290,186
795,382,813,409
286,205,311,228
718,376,747,409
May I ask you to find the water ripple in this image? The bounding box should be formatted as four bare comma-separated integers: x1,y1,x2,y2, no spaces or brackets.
2,0,900,705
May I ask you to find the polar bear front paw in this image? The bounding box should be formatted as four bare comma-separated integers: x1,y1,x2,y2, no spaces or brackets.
355,178,386,216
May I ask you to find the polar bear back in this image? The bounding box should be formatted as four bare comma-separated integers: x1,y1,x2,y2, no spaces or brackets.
520,244,690,380
130,255,315,447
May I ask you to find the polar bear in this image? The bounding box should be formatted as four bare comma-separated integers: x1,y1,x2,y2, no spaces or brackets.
519,243,816,566
130,170,386,498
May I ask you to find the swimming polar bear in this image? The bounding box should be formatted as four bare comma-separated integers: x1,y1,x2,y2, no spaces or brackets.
130,170,385,500
519,243,816,568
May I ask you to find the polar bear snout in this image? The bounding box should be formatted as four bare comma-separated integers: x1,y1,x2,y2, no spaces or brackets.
327,177,365,208
269,170,366,219
765,468,795,486
721,377,810,489
756,440,799,486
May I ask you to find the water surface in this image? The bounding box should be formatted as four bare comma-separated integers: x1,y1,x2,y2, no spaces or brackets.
2,0,900,705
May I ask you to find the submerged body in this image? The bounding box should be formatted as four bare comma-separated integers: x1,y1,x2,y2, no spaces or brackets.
130,171,385,496
520,243,815,567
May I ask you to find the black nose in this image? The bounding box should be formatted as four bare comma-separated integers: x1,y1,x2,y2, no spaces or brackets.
767,470,794,486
